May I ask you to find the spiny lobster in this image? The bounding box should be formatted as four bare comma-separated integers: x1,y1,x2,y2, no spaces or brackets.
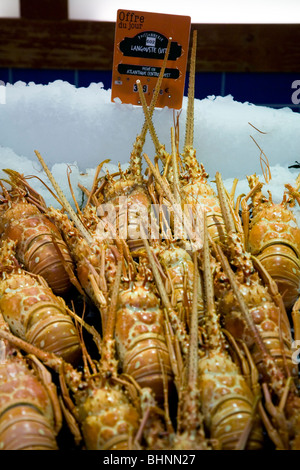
214,171,300,449
0,312,62,449
0,238,82,365
240,173,300,311
196,211,263,450
0,257,170,450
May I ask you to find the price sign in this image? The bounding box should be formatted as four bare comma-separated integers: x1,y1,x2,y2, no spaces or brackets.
111,10,191,110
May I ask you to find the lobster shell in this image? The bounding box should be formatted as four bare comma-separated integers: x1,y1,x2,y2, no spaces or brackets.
0,202,75,296
115,279,174,404
0,270,82,365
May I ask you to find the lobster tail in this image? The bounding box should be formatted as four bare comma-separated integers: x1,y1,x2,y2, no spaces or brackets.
255,243,300,310
115,281,174,404
0,355,60,450
197,211,264,450
0,405,59,450
0,270,82,365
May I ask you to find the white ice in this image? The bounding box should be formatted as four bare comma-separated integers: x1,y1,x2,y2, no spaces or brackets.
0,79,300,222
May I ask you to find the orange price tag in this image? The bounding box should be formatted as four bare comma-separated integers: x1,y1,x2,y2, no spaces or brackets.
111,9,191,110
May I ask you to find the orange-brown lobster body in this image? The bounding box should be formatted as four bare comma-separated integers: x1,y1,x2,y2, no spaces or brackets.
244,175,300,311
155,242,204,329
45,206,119,328
197,211,263,450
0,200,75,296
99,177,153,253
214,172,300,449
0,314,61,450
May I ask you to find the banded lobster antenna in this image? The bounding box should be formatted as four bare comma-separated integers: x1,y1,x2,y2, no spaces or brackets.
215,171,236,234
129,38,172,179
136,79,175,183
202,211,226,352
184,29,197,150
215,171,245,240
34,150,94,245
139,38,172,142
171,126,181,206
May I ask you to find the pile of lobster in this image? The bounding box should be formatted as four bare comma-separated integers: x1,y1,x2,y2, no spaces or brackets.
0,31,300,451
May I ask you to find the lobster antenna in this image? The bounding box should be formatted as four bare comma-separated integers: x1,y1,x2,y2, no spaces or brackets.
250,135,271,184
202,211,226,351
103,258,123,341
137,80,162,155
215,243,272,358
34,150,93,244
188,250,200,385
180,30,202,181
142,152,202,250
137,79,175,185
140,226,190,357
100,258,123,375
85,159,111,207
215,171,237,235
129,38,172,180
140,37,172,141
184,29,197,150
